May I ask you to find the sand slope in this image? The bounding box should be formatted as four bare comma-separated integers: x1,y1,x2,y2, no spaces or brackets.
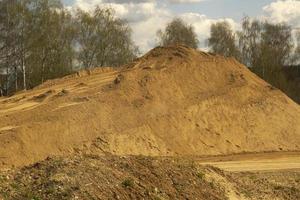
0,45,300,168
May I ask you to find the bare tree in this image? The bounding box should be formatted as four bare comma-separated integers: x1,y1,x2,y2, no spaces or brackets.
294,31,300,65
261,22,293,66
0,1,138,95
157,18,198,48
25,0,74,86
237,18,293,78
237,17,262,68
260,22,294,89
76,7,138,69
0,0,21,93
208,21,239,58
235,17,298,100
0,0,76,94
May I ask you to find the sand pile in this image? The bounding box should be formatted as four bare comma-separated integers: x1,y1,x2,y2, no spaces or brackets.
0,45,300,168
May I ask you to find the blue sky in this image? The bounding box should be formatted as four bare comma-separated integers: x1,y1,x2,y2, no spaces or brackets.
62,0,300,52
169,0,275,21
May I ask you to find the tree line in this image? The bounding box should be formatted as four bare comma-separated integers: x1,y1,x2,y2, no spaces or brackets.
0,0,137,95
0,0,299,103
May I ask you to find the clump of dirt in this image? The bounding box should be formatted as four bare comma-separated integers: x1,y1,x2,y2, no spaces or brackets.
114,74,125,84
54,89,70,97
31,90,55,102
76,82,87,87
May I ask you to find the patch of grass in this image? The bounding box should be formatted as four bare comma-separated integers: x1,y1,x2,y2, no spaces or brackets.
248,175,256,180
274,185,284,190
240,189,252,198
154,196,163,200
11,182,20,190
27,194,42,200
0,192,9,199
196,171,205,180
0,175,5,183
122,178,134,188
209,181,215,189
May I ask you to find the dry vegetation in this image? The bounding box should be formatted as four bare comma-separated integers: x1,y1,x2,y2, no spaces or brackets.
0,155,299,200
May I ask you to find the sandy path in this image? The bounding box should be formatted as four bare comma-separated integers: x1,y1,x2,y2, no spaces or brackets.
197,152,300,172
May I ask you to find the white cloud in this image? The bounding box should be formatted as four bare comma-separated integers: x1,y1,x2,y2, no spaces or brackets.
68,0,300,53
168,0,205,3
263,0,300,27
180,13,239,49
70,0,237,53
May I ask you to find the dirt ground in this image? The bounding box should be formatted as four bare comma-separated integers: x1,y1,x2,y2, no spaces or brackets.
0,153,299,200
228,170,300,200
196,152,300,172
0,155,228,200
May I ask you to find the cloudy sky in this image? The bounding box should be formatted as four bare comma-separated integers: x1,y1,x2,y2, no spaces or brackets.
63,0,300,53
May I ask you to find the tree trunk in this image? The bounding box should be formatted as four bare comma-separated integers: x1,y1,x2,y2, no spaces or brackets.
22,53,26,91
15,66,18,91
6,65,9,96
41,62,45,83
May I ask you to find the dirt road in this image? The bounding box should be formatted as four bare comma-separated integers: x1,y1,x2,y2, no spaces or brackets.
197,152,300,172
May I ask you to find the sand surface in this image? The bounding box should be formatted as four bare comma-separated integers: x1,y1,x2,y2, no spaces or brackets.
0,45,300,169
197,152,300,172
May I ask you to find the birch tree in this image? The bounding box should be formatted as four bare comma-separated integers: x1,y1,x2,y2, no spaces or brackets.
76,7,138,69
208,21,239,58
157,18,198,49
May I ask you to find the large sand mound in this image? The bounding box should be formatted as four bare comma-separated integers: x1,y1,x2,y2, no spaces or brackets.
0,45,300,168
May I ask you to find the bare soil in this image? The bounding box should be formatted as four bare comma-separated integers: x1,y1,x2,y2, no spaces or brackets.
196,152,300,172
0,154,299,200
0,155,227,200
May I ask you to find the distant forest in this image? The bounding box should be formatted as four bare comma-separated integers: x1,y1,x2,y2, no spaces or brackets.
0,0,299,103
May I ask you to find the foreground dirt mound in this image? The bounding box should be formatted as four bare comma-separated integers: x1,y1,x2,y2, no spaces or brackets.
0,156,227,200
1,155,299,200
0,45,300,168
